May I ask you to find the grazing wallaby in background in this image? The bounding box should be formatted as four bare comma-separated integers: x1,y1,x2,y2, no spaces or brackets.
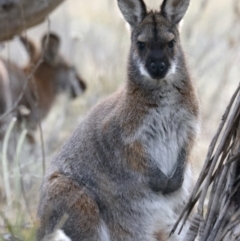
37,0,200,240
0,32,86,141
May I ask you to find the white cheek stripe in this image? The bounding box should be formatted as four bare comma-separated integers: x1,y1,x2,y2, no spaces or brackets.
138,61,151,79
169,61,177,75
138,60,177,79
54,230,72,241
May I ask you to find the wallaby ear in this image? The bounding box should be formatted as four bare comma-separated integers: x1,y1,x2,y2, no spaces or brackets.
161,0,190,25
117,0,147,28
41,33,60,64
19,35,38,62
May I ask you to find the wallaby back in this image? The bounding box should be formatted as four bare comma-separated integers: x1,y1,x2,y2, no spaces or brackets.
37,1,199,240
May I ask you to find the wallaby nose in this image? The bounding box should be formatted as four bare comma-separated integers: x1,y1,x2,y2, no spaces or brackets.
159,62,165,72
151,62,156,72
150,61,166,74
147,59,168,79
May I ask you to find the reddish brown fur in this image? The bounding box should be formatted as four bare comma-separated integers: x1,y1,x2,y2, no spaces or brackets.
154,230,168,241
47,172,99,220
172,0,179,8
121,83,157,136
125,141,147,173
38,172,100,240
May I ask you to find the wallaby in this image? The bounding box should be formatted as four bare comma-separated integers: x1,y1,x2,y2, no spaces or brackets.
37,0,200,240
0,32,86,141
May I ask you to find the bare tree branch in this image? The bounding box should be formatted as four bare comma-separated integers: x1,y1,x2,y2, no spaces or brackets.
172,82,240,241
0,0,64,42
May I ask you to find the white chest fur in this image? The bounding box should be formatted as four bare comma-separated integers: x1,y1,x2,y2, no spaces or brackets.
138,102,196,176
145,106,192,176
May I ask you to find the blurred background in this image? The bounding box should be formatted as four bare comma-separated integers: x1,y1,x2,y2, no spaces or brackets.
0,0,239,239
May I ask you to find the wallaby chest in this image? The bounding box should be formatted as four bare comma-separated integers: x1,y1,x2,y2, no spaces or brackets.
126,92,194,177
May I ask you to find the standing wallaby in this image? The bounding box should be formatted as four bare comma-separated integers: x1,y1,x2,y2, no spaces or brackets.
37,0,200,240
0,32,86,141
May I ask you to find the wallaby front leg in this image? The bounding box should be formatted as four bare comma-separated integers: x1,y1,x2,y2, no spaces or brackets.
146,161,169,192
146,148,187,194
163,148,187,194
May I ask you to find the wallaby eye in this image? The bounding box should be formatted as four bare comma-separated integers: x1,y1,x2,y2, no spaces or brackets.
168,40,175,48
137,41,145,50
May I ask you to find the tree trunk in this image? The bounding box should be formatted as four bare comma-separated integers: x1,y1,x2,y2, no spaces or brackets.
0,0,64,42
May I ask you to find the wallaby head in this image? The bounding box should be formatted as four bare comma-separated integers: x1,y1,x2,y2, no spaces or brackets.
20,32,86,100
41,33,86,97
118,0,189,88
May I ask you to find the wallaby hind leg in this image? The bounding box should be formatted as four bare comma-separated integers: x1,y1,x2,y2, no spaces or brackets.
37,171,103,241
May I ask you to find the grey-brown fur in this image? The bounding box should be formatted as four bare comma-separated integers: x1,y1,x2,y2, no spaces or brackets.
37,0,200,240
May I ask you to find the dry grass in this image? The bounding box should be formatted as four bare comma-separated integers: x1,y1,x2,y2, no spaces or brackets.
0,0,239,239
